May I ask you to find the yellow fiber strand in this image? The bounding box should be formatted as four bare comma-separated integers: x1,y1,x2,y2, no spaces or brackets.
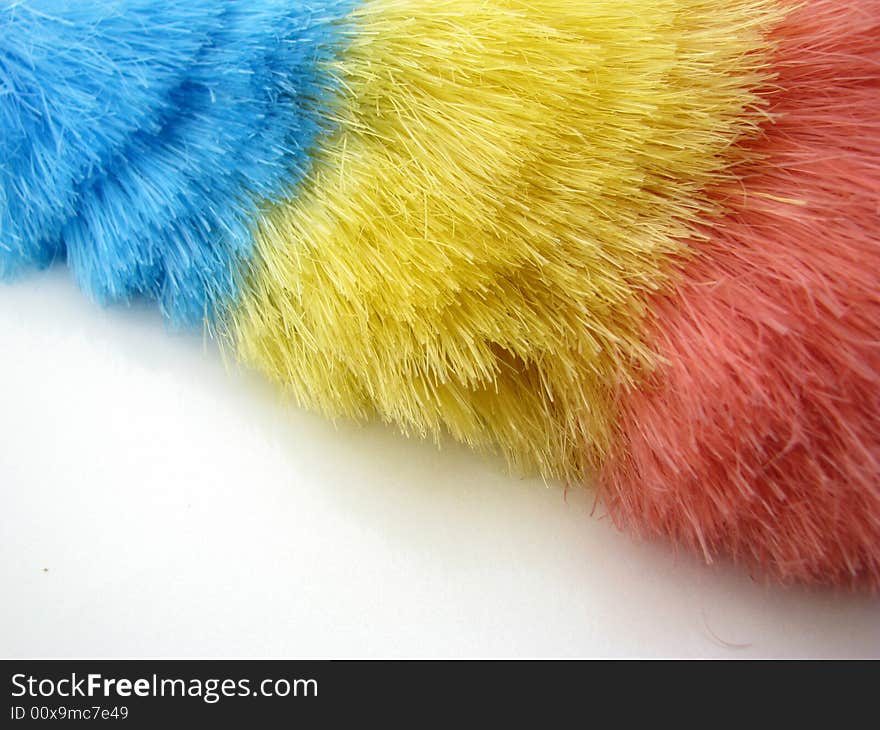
229,0,784,482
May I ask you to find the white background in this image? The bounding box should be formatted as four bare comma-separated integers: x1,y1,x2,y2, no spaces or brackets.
1,267,878,658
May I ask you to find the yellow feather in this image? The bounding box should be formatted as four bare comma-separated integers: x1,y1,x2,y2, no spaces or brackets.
229,0,784,482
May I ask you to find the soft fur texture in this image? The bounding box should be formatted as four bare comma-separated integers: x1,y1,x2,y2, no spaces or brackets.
1,0,353,324
1,0,214,278
1,0,877,588
599,0,880,587
230,0,781,481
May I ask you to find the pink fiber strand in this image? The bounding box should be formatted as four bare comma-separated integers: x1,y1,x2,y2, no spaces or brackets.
600,0,880,587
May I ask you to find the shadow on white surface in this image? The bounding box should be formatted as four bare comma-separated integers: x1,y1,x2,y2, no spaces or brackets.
1,267,877,658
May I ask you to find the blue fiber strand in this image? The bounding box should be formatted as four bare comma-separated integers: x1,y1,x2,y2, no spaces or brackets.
0,0,355,325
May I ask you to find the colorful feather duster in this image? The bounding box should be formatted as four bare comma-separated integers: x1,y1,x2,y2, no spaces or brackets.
1,0,878,587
